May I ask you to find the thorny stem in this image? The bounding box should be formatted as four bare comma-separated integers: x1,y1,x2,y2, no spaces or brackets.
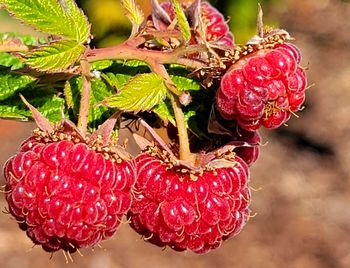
85,41,207,70
77,58,92,137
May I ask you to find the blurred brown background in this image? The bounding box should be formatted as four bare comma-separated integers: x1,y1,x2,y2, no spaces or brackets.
1,0,350,267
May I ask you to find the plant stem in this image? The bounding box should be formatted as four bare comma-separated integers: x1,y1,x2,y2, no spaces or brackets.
0,44,29,53
169,94,194,163
77,58,92,137
85,42,206,70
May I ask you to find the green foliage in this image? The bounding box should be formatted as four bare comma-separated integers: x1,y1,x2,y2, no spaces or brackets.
1,0,90,42
171,0,191,42
25,40,85,72
0,72,36,100
1,0,91,72
102,73,167,112
170,75,201,92
0,87,65,122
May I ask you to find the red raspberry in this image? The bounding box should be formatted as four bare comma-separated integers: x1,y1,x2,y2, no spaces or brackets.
3,129,135,253
160,1,234,47
128,148,250,254
216,42,307,131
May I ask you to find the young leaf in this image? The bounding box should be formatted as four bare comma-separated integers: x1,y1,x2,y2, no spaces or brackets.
102,73,167,112
171,0,191,42
0,72,36,100
1,0,90,43
121,0,144,28
25,40,85,72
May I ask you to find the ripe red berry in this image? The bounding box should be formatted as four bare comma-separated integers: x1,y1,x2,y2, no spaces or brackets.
160,1,234,47
128,148,250,254
3,129,135,253
216,41,307,131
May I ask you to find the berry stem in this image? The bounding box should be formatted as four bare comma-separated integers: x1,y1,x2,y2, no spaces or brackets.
77,58,92,137
169,93,194,163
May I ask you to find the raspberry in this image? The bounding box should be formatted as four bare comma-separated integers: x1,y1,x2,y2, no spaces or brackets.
160,1,234,47
128,148,250,254
3,129,135,253
216,41,307,131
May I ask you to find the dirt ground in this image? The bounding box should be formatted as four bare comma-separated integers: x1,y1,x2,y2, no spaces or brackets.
0,0,349,267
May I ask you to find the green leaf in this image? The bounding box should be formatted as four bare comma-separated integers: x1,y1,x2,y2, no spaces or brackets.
171,0,191,42
154,100,175,125
101,72,132,89
121,0,144,27
0,90,65,122
103,73,167,112
91,60,114,70
170,75,200,92
0,53,24,70
25,40,85,72
1,0,90,43
0,72,36,100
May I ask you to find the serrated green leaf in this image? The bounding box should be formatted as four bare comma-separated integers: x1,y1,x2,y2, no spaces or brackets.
91,60,114,70
101,72,132,89
0,53,23,70
0,72,35,100
121,0,144,26
154,100,175,125
170,75,200,91
171,0,191,42
103,73,167,112
64,0,91,43
25,40,85,72
1,0,90,43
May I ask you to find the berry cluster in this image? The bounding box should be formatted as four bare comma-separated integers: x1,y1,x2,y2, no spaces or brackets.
1,0,308,256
